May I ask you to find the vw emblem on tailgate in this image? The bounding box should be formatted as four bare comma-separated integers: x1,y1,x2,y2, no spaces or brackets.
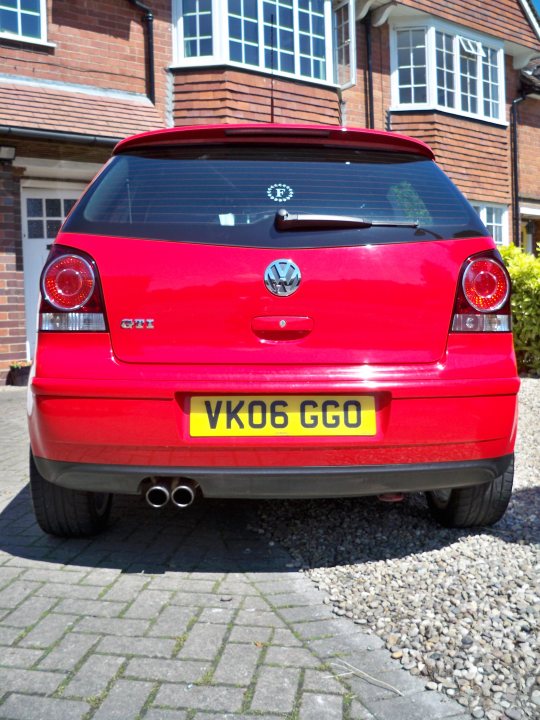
264,259,301,297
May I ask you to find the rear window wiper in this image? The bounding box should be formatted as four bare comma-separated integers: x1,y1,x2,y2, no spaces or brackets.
275,208,419,231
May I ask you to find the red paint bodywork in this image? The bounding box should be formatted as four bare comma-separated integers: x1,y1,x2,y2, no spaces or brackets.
28,124,519,492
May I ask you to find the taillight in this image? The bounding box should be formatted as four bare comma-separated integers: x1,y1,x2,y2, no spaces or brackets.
39,246,107,332
452,252,511,333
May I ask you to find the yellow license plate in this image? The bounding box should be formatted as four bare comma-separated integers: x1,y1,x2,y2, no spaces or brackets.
189,395,376,437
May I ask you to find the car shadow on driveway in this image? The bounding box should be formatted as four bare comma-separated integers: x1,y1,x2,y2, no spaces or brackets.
0,483,537,575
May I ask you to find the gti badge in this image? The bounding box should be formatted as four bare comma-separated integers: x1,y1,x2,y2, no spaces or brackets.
121,319,155,329
264,259,301,297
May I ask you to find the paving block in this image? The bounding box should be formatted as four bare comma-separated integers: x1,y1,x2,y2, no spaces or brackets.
92,679,153,720
97,635,177,658
364,690,467,720
170,592,243,609
228,625,272,644
35,583,103,600
264,646,321,668
145,711,187,720
76,616,150,637
250,666,301,714
125,657,209,683
19,613,78,649
55,598,126,618
0,694,89,720
271,628,303,647
155,683,245,712
213,643,262,685
1,667,66,694
2,595,57,627
303,668,344,694
147,606,195,638
101,575,149,602
235,610,286,628
0,647,43,668
38,633,99,671
0,580,41,608
123,590,173,619
177,622,228,661
63,653,125,698
300,692,344,719
197,607,235,624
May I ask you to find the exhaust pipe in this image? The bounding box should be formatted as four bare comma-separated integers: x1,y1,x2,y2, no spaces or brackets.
171,480,198,508
145,482,170,509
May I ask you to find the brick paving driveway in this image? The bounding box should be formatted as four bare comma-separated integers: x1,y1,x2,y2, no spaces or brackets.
0,387,471,720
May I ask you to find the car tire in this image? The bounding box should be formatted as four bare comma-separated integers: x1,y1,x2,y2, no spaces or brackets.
426,455,514,528
30,451,112,537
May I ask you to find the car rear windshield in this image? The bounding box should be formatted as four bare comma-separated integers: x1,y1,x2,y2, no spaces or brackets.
64,145,488,247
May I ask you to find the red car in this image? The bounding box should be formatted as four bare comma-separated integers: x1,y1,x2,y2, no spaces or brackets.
28,124,519,537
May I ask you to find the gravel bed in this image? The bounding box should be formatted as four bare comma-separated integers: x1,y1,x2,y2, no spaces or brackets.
258,377,539,720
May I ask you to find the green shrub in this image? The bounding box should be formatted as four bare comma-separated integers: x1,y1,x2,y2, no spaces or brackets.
499,244,540,375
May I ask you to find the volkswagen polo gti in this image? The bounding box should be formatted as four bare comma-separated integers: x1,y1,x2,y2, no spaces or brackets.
27,124,519,536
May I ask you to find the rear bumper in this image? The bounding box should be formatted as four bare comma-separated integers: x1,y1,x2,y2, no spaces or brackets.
28,334,520,491
34,455,513,498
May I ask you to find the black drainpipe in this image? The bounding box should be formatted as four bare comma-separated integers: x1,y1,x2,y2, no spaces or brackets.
363,11,375,129
511,94,526,247
127,0,155,104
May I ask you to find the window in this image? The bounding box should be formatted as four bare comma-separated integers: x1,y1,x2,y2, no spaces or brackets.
472,203,509,245
65,146,488,247
392,21,505,123
0,0,47,43
173,0,354,86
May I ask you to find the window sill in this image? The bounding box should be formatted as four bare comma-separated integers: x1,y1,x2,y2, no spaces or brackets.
389,105,508,128
0,33,56,49
169,59,339,90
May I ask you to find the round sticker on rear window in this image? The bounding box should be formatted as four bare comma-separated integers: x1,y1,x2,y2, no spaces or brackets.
267,183,294,203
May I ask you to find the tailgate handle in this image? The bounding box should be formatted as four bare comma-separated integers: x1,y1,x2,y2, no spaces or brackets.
251,316,313,342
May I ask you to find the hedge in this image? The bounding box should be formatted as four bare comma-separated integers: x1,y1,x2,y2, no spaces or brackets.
499,244,540,375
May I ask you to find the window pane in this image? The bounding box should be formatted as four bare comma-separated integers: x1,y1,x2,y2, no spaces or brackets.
245,20,257,42
21,0,40,11
335,2,351,86
46,220,62,239
45,199,62,217
199,12,211,36
27,198,43,217
482,47,499,119
460,50,478,114
28,220,44,239
0,8,18,33
199,38,212,55
245,43,258,65
229,16,241,40
64,199,77,215
400,87,412,104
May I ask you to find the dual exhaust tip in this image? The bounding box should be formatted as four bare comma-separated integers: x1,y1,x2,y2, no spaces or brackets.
145,479,198,509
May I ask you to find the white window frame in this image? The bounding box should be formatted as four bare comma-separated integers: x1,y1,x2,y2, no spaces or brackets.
471,203,509,245
390,18,506,124
172,0,355,88
0,0,49,45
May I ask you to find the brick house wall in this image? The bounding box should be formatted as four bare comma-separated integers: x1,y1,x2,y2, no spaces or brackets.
517,99,540,203
0,164,25,372
1,0,172,124
172,67,340,125
399,0,537,46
